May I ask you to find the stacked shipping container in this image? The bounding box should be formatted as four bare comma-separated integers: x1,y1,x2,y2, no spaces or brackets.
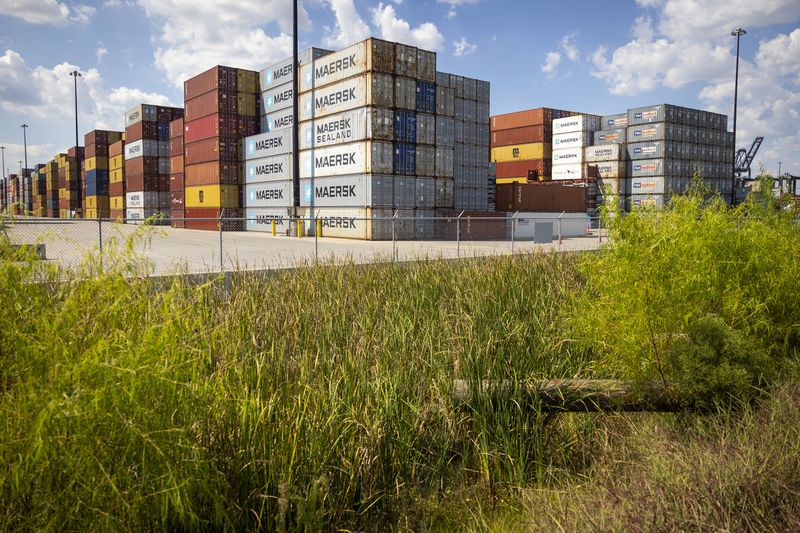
109,139,126,220
58,148,83,218
84,130,123,218
125,104,183,223
182,66,259,230
43,160,59,218
31,165,46,216
551,114,601,181
169,118,185,227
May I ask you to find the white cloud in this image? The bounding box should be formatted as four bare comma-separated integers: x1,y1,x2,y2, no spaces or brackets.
541,32,580,78
96,47,108,63
0,143,55,174
137,0,303,87
453,37,477,57
0,49,174,138
323,0,371,49
437,0,480,18
371,3,444,51
1,0,94,25
755,28,800,83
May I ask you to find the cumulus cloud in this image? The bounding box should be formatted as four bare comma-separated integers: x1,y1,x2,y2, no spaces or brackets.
453,37,477,57
541,51,561,78
96,47,108,63
1,0,94,25
323,0,371,49
592,0,800,173
437,0,481,18
0,143,56,174
137,0,304,87
0,49,173,140
541,32,580,78
371,3,444,51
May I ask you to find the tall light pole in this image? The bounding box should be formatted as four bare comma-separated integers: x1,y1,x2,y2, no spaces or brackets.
69,70,81,153
730,27,746,205
0,146,5,182
21,124,29,176
292,0,300,228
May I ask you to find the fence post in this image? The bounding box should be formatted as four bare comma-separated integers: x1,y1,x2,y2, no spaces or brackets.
511,210,517,254
457,210,464,258
558,211,564,251
392,211,397,262
314,213,319,263
598,215,603,243
219,210,224,272
97,214,103,258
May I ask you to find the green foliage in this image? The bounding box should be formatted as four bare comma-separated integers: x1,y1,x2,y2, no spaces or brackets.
574,178,800,399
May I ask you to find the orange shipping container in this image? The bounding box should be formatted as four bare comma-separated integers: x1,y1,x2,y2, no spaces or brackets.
491,125,551,147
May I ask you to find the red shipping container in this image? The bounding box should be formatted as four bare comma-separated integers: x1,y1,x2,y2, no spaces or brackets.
109,140,125,158
496,159,552,179
184,66,238,101
169,137,184,157
185,89,237,121
184,136,239,164
125,121,159,142
110,209,125,221
185,161,241,186
158,106,183,123
109,181,125,197
125,173,161,191
170,191,184,209
169,118,185,139
491,125,551,147
170,172,185,192
159,174,170,191
184,113,238,144
185,207,243,231
125,156,160,176
170,155,184,175
170,209,186,228
68,146,84,159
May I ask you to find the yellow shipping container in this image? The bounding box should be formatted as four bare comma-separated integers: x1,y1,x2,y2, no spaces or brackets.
110,168,125,183
110,196,125,210
237,94,258,116
109,154,124,170
86,195,110,210
491,143,551,163
496,177,528,184
236,70,258,94
185,185,241,209
107,131,123,144
85,156,109,171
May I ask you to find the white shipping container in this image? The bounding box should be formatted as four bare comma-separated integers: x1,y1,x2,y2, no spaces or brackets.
553,131,593,150
124,139,159,160
244,180,294,208
126,191,160,209
552,163,584,180
299,107,393,150
587,161,627,178
552,147,584,165
584,144,624,162
261,84,294,113
597,177,625,196
299,73,393,121
553,115,601,134
300,174,394,208
126,207,164,223
259,48,332,89
244,129,293,160
261,107,294,132
244,153,293,184
125,104,157,128
303,207,411,240
299,140,393,179
245,207,294,233
300,39,393,93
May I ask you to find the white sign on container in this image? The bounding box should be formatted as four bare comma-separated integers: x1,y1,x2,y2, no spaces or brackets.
299,140,393,179
244,129,293,160
588,160,626,178
300,41,368,92
553,131,593,150
125,104,157,128
260,57,294,89
300,174,394,208
261,84,294,113
302,207,411,240
552,147,584,164
299,107,392,150
244,180,294,208
261,107,294,132
124,139,159,160
126,190,160,208
244,153,293,184
246,207,293,233
299,73,393,121
553,115,601,134
584,144,623,162
552,163,584,180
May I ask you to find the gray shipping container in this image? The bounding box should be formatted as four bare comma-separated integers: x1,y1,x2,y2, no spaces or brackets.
415,209,436,240
299,73,394,121
395,43,418,78
627,103,680,125
416,145,435,176
259,47,331,90
435,116,455,147
416,113,435,145
630,159,666,178
417,49,436,82
436,85,455,116
125,104,158,128
450,74,464,97
394,76,417,110
435,147,454,178
476,102,490,124
300,38,395,93
300,107,393,150
244,129,293,160
628,194,669,209
627,122,680,142
602,113,628,129
436,71,450,87
593,128,626,145
627,141,665,160
476,80,490,103
394,176,416,207
245,207,294,233
463,77,477,100
260,84,294,114
261,107,294,133
299,174,395,208
415,177,435,208
434,178,454,208
244,179,295,208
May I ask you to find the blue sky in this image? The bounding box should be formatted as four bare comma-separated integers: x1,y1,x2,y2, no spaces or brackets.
1,0,798,177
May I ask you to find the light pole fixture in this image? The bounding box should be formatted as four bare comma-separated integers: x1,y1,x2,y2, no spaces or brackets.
0,146,5,181
730,27,746,205
21,124,29,177
69,70,81,153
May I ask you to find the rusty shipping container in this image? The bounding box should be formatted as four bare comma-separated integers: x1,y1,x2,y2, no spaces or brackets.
184,136,240,164
491,125,551,147
495,183,588,212
495,159,552,179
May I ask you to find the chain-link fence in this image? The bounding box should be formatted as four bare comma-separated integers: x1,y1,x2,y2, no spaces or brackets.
1,213,607,277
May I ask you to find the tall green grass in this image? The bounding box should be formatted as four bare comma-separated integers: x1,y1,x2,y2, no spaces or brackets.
0,234,592,530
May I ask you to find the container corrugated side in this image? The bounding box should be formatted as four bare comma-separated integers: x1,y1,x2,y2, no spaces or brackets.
303,207,411,240
552,115,601,134
593,128,627,144
245,207,294,232
261,84,294,113
299,107,393,150
300,38,395,93
584,144,624,162
244,179,294,208
244,153,293,184
552,131,593,150
490,143,550,162
552,164,584,180
299,73,394,121
552,147,584,165
300,174,394,208
299,140,393,178
586,161,626,178
261,107,294,132
244,129,293,160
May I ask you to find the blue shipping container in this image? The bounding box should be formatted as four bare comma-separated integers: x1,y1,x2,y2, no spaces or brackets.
394,110,417,143
393,143,416,175
85,169,110,196
157,122,170,141
416,82,436,114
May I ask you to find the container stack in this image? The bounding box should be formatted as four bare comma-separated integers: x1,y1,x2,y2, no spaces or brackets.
124,104,183,223
0,177,6,213
31,165,46,216
43,160,59,218
169,118,185,227
441,73,491,211
583,112,629,211
183,65,259,231
7,174,19,215
625,104,733,208
84,130,123,219
295,38,414,239
551,114,601,181
109,139,126,220
58,148,83,218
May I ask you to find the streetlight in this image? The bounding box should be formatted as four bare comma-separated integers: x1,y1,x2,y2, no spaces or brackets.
69,70,81,154
292,0,300,226
730,27,746,205
21,124,29,177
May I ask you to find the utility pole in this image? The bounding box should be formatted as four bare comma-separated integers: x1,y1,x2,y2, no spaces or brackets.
730,28,746,205
21,124,29,176
292,0,301,233
69,70,81,153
